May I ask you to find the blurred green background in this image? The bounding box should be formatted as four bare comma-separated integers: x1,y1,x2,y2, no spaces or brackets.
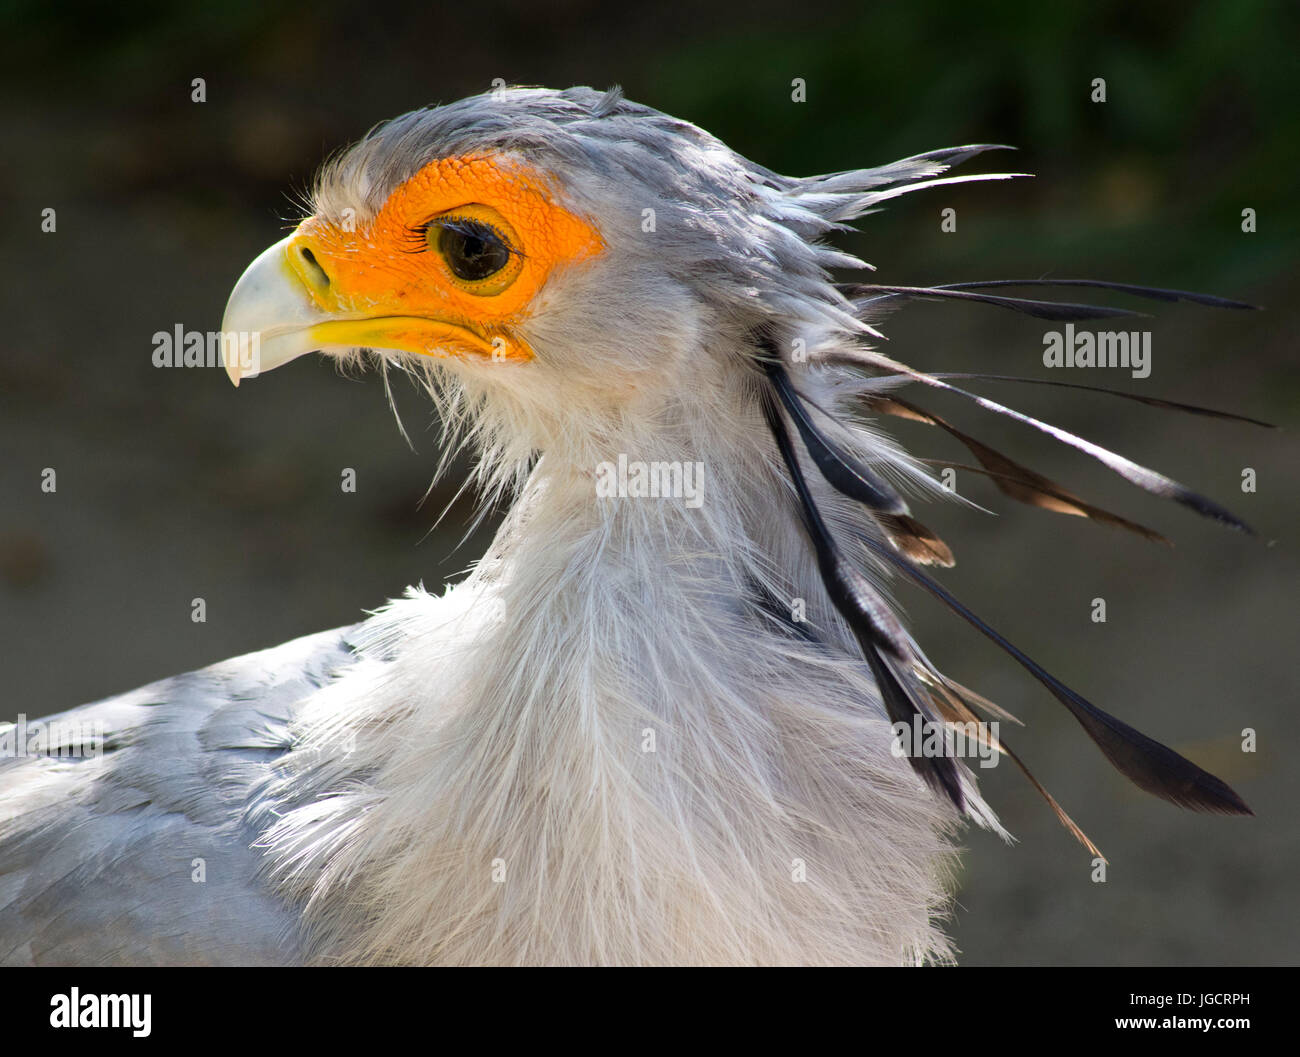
1,0,1296,964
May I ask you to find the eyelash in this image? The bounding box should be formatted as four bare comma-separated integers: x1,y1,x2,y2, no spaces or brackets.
401,216,521,258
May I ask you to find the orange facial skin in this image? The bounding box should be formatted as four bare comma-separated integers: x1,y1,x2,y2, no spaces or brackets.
288,154,604,362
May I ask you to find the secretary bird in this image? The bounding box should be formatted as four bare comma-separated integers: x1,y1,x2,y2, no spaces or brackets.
0,86,1262,966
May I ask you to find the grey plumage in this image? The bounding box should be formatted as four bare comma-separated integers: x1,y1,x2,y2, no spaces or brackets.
0,627,357,964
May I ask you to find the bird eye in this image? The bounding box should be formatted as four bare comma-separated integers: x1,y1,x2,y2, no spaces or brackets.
436,221,511,280
422,205,524,295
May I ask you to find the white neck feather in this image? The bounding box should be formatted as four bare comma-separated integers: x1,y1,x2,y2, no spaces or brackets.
255,361,963,965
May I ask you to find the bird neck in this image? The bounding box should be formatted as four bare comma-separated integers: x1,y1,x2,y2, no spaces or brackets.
261,372,958,965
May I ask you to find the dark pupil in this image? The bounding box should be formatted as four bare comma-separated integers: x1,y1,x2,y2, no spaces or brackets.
438,223,510,281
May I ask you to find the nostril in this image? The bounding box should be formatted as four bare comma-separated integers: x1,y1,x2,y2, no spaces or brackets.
298,246,330,290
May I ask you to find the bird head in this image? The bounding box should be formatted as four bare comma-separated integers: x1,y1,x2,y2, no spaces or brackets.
222,86,854,465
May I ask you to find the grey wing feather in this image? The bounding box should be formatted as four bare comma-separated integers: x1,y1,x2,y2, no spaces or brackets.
0,625,360,966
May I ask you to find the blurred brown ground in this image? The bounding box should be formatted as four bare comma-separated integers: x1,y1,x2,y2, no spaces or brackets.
1,0,1296,964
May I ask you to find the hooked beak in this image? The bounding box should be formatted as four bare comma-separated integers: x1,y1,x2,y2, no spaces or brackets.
220,234,510,387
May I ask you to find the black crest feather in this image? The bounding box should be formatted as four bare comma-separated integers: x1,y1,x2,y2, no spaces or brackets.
756,317,1255,845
